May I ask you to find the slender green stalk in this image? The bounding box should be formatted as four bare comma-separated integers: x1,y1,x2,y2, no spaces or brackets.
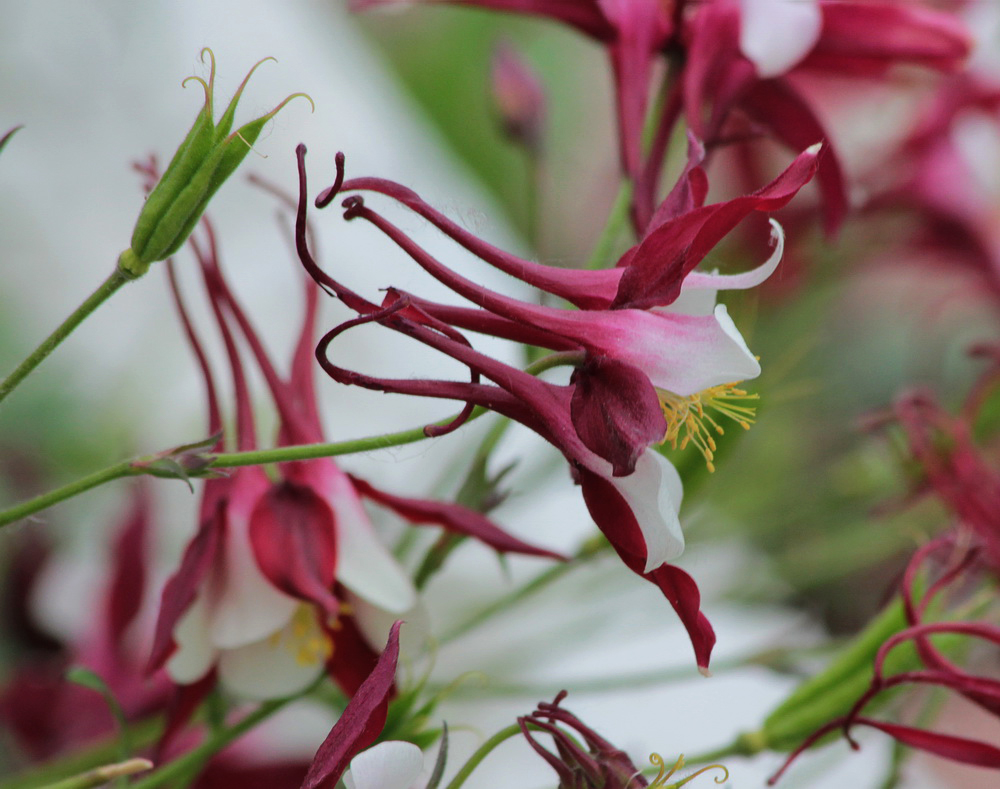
0,461,139,529
35,759,152,789
443,723,524,789
128,698,289,789
584,179,633,270
0,718,164,789
0,269,129,406
0,352,583,530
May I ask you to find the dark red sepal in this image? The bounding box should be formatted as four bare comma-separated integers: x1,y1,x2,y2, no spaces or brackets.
300,621,402,789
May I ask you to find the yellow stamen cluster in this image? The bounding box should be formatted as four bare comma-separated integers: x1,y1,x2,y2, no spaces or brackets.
658,383,759,472
268,605,334,666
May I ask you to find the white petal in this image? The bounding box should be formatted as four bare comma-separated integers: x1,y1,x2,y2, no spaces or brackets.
344,741,424,789
608,450,685,573
740,0,822,77
663,285,718,317
348,592,431,661
209,520,300,649
713,303,761,381
328,472,418,614
216,613,326,700
165,594,217,684
682,219,785,293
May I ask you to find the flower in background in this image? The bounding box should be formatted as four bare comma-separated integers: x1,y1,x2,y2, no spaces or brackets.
490,39,546,154
519,691,729,788
149,206,562,703
0,485,172,761
865,72,1000,307
351,0,672,189
683,0,971,234
768,352,1000,782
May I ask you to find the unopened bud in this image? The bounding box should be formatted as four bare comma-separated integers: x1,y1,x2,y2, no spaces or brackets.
118,49,313,278
490,40,545,154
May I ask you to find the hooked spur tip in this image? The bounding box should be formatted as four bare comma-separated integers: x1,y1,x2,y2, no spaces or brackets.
316,152,347,208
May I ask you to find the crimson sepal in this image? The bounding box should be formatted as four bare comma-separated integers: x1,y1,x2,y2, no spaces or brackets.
578,466,715,670
156,669,218,762
739,80,848,236
613,145,820,310
570,355,666,477
249,481,340,618
325,612,383,698
105,485,151,648
805,4,971,76
147,491,226,673
855,718,1000,769
300,621,402,789
349,475,566,561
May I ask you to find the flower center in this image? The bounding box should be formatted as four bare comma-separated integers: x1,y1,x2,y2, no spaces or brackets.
268,605,334,666
658,383,759,472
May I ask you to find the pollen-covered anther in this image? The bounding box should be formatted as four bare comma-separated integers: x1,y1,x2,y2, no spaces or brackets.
658,383,760,472
268,605,334,666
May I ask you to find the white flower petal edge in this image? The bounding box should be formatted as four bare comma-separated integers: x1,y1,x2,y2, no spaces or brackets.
344,741,424,789
740,0,822,78
608,450,685,573
682,219,785,294
216,617,326,700
327,471,418,614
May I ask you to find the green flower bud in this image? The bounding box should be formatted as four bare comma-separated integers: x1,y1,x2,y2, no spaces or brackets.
118,49,312,279
734,596,968,756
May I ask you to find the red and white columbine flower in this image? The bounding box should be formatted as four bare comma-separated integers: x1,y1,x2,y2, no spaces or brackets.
150,214,562,701
293,142,818,669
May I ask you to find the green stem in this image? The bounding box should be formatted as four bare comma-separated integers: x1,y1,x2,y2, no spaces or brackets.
0,718,164,789
36,759,152,789
584,180,633,271
128,698,289,789
0,461,138,529
443,723,524,789
0,352,583,530
0,269,129,406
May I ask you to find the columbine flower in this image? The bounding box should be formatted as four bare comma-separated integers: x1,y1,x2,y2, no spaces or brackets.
0,486,171,760
316,141,817,478
767,357,1000,782
150,204,561,701
296,145,719,669
684,0,971,233
867,73,1000,304
520,691,729,788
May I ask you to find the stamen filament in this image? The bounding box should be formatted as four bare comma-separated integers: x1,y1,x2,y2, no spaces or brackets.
659,383,760,472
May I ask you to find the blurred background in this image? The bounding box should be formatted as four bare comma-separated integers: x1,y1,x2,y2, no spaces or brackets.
1,1,998,787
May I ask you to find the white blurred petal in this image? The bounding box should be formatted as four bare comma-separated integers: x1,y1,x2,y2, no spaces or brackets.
166,594,217,684
329,473,418,614
740,0,822,77
344,741,424,789
217,611,326,699
608,450,684,572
